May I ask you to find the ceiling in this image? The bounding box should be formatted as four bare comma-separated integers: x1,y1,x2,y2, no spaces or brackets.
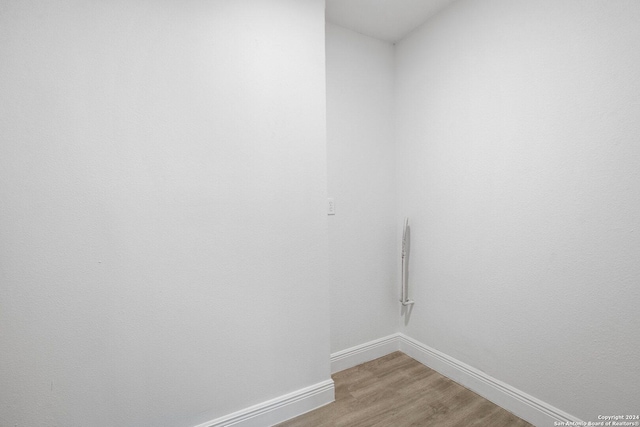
325,0,458,43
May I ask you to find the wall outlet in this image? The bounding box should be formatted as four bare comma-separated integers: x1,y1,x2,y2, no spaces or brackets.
328,198,335,215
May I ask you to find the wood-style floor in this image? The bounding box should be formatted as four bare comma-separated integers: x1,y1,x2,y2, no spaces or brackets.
276,352,533,427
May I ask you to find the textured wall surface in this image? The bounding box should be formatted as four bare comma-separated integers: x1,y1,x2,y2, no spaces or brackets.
325,24,398,353
0,1,329,426
395,0,640,420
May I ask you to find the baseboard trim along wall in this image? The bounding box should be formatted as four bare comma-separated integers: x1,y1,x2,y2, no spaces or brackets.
330,333,583,427
330,334,400,374
193,379,334,427
196,333,582,427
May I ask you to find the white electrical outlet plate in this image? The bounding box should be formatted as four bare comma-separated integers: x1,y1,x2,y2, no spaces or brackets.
327,198,335,215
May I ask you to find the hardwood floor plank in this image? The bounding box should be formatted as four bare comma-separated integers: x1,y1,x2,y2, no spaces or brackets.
275,352,533,427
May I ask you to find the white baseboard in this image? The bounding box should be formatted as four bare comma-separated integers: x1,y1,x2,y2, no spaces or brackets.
331,333,582,427
397,334,583,427
330,333,401,374
193,379,334,427
197,333,582,427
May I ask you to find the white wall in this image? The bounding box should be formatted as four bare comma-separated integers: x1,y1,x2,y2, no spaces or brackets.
325,24,398,353
0,1,329,426
395,0,640,421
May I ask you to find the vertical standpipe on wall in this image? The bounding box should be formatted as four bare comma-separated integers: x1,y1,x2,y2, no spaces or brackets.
401,217,414,306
